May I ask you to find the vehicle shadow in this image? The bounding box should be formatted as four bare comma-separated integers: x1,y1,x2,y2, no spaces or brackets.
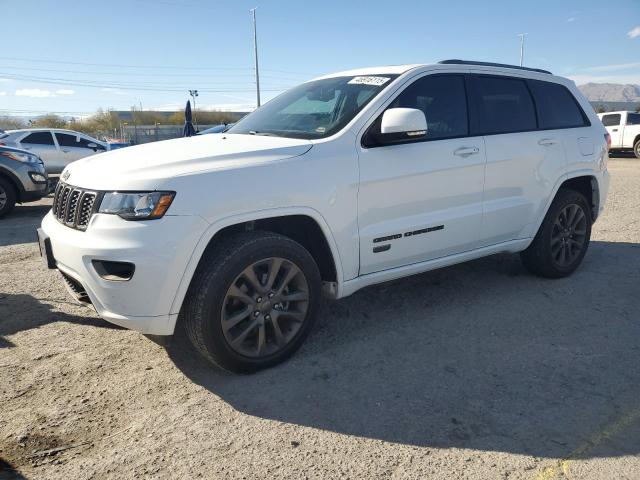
168,240,640,458
0,293,122,348
0,458,27,480
0,202,51,248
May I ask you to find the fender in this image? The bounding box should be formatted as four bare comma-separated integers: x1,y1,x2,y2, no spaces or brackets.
168,206,345,322
0,166,26,199
522,168,600,247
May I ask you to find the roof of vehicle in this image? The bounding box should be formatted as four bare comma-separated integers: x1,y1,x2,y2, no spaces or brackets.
313,60,562,83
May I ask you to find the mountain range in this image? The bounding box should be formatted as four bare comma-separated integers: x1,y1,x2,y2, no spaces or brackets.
578,83,640,103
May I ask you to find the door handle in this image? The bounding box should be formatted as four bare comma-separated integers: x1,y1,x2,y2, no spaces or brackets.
612,128,618,132
538,138,558,146
453,147,480,157
62,149,70,153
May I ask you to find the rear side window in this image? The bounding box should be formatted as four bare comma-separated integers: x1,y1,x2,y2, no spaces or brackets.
55,133,78,147
627,113,640,125
470,76,536,135
22,131,54,145
529,80,588,129
601,114,621,127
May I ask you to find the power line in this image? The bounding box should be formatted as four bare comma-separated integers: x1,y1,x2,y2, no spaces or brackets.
0,56,315,76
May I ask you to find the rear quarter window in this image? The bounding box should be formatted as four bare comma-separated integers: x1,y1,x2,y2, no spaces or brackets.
528,80,589,129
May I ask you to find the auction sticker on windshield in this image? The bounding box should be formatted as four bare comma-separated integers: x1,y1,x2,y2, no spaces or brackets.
348,76,390,86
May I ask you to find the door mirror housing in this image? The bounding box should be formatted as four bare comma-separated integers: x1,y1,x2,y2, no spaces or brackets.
86,142,98,149
381,108,427,136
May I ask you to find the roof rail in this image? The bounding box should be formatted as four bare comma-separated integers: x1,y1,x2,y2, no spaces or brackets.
438,59,552,75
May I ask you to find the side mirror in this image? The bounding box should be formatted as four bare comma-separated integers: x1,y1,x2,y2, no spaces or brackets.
380,108,427,137
86,142,100,151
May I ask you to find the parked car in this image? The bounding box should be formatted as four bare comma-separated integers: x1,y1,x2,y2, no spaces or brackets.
38,60,610,373
597,111,640,158
198,123,235,135
0,145,49,217
0,129,109,174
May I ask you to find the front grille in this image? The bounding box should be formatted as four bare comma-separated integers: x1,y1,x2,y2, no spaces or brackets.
52,182,100,231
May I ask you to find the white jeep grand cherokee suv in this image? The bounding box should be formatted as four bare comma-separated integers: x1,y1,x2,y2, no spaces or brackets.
38,60,610,373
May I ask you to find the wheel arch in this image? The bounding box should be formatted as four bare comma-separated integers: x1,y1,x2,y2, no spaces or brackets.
0,167,24,201
168,207,344,326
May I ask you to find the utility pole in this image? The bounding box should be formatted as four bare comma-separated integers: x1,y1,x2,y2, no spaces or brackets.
250,8,261,108
189,89,199,130
518,33,527,67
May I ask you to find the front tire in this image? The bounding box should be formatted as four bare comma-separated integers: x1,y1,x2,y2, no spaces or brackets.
634,140,640,160
182,231,321,373
520,189,592,278
0,178,16,218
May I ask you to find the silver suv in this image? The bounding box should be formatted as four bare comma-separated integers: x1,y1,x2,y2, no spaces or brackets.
0,145,49,217
0,129,108,174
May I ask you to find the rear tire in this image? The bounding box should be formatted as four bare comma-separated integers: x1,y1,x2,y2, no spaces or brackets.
520,189,592,278
634,140,640,159
182,231,321,373
0,178,16,218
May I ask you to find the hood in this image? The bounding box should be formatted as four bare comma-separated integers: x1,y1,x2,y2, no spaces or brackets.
63,134,313,190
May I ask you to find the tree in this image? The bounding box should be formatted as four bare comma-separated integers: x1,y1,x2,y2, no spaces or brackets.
0,116,26,130
595,105,607,114
29,114,67,129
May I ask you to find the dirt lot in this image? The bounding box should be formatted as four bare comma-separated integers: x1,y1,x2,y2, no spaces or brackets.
1,156,639,480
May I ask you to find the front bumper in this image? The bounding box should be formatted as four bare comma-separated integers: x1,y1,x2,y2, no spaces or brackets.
41,211,209,335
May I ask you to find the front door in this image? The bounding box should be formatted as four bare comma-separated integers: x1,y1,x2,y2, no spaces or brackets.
357,74,486,275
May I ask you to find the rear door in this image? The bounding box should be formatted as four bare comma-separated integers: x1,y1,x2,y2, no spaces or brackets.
18,131,61,173
357,73,486,275
601,113,623,147
468,74,566,245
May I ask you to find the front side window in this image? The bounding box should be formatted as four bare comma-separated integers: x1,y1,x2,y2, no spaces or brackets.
627,113,640,125
227,75,398,139
22,131,54,145
470,76,536,135
55,133,78,147
529,80,588,129
77,137,101,149
601,114,621,127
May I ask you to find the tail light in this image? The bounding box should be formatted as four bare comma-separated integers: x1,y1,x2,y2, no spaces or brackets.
604,133,611,150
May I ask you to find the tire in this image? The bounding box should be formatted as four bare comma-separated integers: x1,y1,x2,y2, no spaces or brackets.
182,231,322,373
634,140,640,160
520,188,592,278
0,177,16,219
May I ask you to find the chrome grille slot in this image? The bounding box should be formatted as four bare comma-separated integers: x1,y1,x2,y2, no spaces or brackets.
51,182,99,231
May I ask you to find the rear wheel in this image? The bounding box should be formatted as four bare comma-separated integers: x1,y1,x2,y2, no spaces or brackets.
634,140,640,159
0,178,16,218
520,189,592,278
182,231,321,373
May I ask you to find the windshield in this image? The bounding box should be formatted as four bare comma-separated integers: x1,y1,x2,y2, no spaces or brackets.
228,74,398,139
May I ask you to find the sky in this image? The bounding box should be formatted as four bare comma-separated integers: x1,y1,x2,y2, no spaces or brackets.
1,0,639,117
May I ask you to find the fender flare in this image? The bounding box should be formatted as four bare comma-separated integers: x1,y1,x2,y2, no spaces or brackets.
524,169,600,247
168,206,345,320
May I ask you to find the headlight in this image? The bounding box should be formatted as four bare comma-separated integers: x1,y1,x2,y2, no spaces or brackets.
0,150,40,163
98,191,175,220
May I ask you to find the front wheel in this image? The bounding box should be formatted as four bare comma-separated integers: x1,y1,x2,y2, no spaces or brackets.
0,178,16,218
520,189,592,278
634,140,640,159
182,231,321,373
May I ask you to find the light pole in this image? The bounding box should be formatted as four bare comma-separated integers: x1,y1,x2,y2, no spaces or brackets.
189,89,199,130
250,7,261,108
517,33,527,67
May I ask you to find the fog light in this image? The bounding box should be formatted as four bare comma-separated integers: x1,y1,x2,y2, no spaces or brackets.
29,172,47,184
92,260,135,281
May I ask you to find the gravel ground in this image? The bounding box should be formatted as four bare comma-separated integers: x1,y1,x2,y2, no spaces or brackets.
1,156,639,480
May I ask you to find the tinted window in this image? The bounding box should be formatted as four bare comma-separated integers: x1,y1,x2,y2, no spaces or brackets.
387,75,468,140
55,133,78,147
601,114,621,127
470,76,536,135
529,80,588,129
22,131,54,145
77,137,100,149
627,113,640,125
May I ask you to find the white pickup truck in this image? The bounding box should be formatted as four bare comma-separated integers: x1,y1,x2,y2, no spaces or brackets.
598,111,640,158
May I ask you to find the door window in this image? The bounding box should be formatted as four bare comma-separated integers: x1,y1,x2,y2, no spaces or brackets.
528,80,589,129
626,113,640,125
55,133,79,147
601,114,621,127
22,131,54,145
77,137,100,149
470,76,537,135
364,74,468,146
